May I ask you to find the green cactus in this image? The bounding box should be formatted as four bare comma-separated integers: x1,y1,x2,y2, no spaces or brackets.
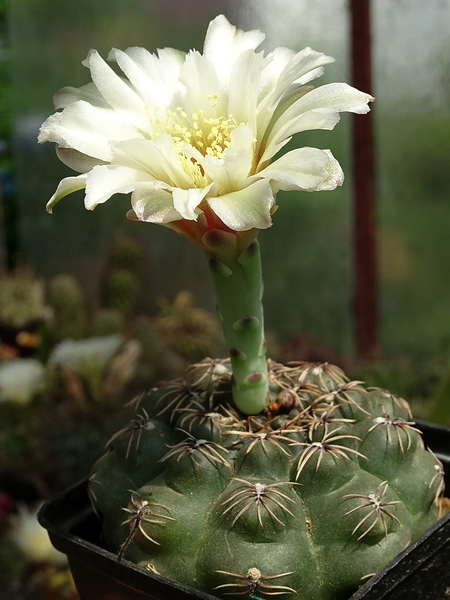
89,359,444,600
109,233,146,277
92,308,125,337
48,274,87,341
103,234,146,318
106,268,140,318
156,290,221,363
0,268,47,329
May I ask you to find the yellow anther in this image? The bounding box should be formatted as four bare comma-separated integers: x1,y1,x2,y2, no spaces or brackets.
149,103,237,173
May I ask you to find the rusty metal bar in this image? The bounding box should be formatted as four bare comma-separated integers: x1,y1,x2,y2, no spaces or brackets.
350,0,378,360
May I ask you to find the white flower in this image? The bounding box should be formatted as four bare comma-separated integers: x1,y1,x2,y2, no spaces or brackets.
39,15,372,237
0,358,45,404
10,504,67,565
48,334,123,374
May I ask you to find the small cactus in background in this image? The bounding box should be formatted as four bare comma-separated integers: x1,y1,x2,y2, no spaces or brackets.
92,308,125,337
109,233,146,277
0,269,48,357
156,291,222,362
0,269,47,329
90,359,444,600
103,234,146,318
128,316,184,386
106,269,140,318
47,274,87,342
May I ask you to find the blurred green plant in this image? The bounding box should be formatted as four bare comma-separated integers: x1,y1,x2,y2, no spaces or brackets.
0,0,10,141
103,232,146,318
47,273,88,342
427,359,450,426
156,290,222,362
0,268,48,328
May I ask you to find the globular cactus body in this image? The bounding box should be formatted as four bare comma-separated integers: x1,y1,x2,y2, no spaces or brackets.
90,360,443,600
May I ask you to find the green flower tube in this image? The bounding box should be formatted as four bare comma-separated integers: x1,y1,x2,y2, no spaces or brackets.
207,239,268,414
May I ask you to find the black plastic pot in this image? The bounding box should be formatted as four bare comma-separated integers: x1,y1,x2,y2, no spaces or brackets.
39,420,450,600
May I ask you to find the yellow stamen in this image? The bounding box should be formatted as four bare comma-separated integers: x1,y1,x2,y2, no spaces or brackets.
149,94,238,184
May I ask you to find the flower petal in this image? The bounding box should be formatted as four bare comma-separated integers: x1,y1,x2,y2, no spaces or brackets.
172,184,214,220
203,15,265,84
256,48,334,142
108,47,185,108
84,165,152,209
179,50,221,118
269,47,335,109
38,100,141,161
46,174,87,213
131,184,182,223
82,50,146,121
207,178,275,231
112,136,194,188
227,49,268,126
254,147,343,192
55,146,107,173
53,82,110,110
261,83,373,163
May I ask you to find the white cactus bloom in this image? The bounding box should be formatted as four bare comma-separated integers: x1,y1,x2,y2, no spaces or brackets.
0,358,45,405
11,504,67,565
48,334,123,374
39,15,372,234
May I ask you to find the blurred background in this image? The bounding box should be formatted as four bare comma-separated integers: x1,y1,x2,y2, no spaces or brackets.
1,0,450,597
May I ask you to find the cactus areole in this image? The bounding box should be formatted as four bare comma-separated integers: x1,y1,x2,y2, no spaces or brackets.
39,14,442,600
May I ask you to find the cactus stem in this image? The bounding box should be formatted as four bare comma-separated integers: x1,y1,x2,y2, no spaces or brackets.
291,427,367,479
105,409,152,458
342,481,401,540
296,362,348,387
214,568,296,596
368,411,421,454
177,402,230,433
428,450,446,513
118,491,175,560
369,388,413,419
187,357,231,387
221,479,297,527
301,405,356,438
156,382,203,418
206,240,269,415
161,432,232,469
87,473,102,516
224,428,294,457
